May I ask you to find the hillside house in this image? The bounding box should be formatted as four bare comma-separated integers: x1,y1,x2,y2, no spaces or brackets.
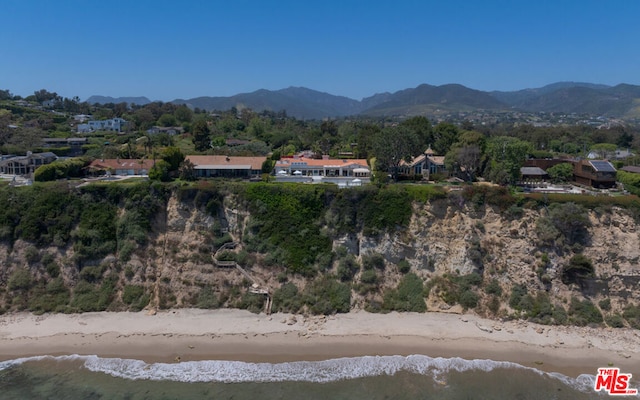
186,155,266,179
78,118,128,133
146,126,184,136
573,160,617,188
0,152,58,175
520,166,549,183
88,159,155,176
274,155,370,186
73,114,93,123
42,137,88,156
399,146,447,179
621,166,640,174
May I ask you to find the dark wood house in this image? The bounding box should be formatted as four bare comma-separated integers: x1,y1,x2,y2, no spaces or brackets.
573,160,617,188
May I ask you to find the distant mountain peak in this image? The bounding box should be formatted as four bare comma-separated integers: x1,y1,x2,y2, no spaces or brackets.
90,81,640,119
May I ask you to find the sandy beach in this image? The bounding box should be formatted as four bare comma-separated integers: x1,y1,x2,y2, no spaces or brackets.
1,309,639,378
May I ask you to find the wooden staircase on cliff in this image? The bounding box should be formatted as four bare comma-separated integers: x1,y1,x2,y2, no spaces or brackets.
212,241,272,314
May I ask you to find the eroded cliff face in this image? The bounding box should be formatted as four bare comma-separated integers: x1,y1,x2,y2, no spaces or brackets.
1,190,639,318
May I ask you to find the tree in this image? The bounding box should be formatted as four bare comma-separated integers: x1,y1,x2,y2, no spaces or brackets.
132,108,156,130
161,146,185,172
149,160,171,181
590,143,617,159
33,89,58,103
445,130,486,181
355,123,381,159
400,116,433,149
616,128,634,149
158,113,177,127
174,105,193,123
432,122,459,155
0,89,13,100
371,126,418,181
447,145,482,182
486,136,533,184
546,162,573,183
192,119,211,152
548,202,591,245
178,159,196,181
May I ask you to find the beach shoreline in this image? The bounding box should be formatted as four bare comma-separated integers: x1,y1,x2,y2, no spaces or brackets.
1,309,638,378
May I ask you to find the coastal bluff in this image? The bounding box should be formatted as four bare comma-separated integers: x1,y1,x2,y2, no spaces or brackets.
1,181,639,329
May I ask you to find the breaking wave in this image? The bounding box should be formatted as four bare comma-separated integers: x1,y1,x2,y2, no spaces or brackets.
0,353,609,395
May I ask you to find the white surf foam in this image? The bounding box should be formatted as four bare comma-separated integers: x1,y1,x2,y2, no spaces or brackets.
1,353,626,395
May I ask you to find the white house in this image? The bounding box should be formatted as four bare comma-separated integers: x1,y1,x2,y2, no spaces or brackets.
78,117,128,133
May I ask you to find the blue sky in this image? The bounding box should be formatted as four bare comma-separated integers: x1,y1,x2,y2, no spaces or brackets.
2,0,639,101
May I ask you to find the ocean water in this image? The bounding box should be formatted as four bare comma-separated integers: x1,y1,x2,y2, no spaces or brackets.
0,354,630,399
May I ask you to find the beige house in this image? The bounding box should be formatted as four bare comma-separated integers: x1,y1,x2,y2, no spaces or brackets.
399,146,447,179
186,155,266,179
88,159,156,176
274,155,370,186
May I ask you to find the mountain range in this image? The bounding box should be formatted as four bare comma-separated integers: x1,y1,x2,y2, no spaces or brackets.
86,82,640,120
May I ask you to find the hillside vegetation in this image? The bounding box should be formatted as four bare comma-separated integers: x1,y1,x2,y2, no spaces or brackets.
1,181,640,329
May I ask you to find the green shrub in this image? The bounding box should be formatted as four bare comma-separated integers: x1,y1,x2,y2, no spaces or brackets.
122,285,144,304
303,277,351,314
622,304,640,329
598,298,611,311
361,186,412,236
71,281,101,312
509,284,528,310
397,259,411,274
383,273,426,312
79,266,104,283
196,285,222,310
28,277,70,314
568,297,603,326
336,255,359,282
24,246,40,263
460,185,516,210
484,279,503,296
459,290,479,309
552,306,568,325
243,183,331,276
71,275,117,312
8,269,32,291
487,295,500,314
272,282,302,313
605,314,625,328
236,292,266,314
362,253,385,270
360,269,378,285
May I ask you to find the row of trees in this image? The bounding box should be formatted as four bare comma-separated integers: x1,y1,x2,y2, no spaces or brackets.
3,88,640,186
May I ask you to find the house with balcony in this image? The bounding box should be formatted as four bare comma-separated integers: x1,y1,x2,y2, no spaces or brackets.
0,152,58,176
573,160,617,188
78,117,128,133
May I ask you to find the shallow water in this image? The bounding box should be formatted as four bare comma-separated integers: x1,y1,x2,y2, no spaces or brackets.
0,354,630,399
